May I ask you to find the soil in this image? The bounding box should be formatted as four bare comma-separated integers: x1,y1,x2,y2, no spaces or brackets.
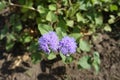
0,30,120,80
0,6,120,80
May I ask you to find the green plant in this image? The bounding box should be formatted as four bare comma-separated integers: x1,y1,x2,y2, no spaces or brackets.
0,0,120,72
78,51,100,73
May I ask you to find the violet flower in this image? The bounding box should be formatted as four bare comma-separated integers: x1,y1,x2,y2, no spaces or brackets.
38,31,59,54
59,36,77,56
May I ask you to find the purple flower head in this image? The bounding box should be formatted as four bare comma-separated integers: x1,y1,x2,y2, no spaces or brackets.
38,31,59,54
59,36,77,56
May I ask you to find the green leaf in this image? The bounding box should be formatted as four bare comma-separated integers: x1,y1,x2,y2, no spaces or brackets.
49,4,56,11
21,6,29,13
86,12,95,23
67,3,80,18
57,17,67,30
65,56,73,63
93,52,100,65
62,0,68,6
69,33,82,40
76,13,85,23
0,34,5,40
18,0,25,5
38,24,53,35
46,11,58,22
60,53,66,63
104,24,112,32
92,52,100,73
79,39,91,52
56,27,67,39
56,18,67,39
37,5,46,14
78,56,91,69
15,23,22,32
47,53,56,60
66,20,74,27
108,15,115,24
10,14,22,31
0,26,8,40
6,33,16,41
79,2,87,10
6,41,14,51
28,11,36,19
12,22,22,32
20,0,33,13
95,15,103,25
28,41,38,53
0,1,6,11
25,0,33,7
110,4,118,11
118,12,120,16
29,41,41,64
31,52,42,64
91,0,101,5
77,47,81,53
24,36,32,43
60,53,73,63
93,63,99,73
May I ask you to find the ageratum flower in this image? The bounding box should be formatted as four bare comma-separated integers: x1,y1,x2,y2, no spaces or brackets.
38,31,59,54
59,36,77,56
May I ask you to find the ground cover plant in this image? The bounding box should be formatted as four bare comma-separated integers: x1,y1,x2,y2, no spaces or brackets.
0,0,120,80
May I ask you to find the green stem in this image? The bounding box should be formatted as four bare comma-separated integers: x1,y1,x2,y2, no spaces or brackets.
68,0,72,6
7,1,38,12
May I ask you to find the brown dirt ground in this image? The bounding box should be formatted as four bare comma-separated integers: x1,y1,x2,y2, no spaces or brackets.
0,31,120,80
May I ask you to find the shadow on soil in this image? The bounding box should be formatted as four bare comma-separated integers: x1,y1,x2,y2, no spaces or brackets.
37,66,66,80
38,56,66,80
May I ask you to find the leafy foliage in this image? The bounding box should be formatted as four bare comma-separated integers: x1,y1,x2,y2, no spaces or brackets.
79,39,91,52
78,51,100,73
78,56,91,69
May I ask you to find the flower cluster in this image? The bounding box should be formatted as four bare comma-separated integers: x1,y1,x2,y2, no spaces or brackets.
38,31,59,54
59,36,77,56
38,31,77,55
